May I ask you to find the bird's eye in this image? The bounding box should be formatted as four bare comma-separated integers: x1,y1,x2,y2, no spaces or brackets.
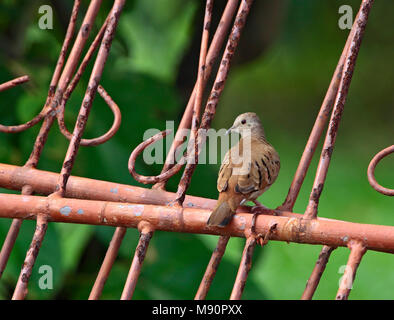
241,119,246,124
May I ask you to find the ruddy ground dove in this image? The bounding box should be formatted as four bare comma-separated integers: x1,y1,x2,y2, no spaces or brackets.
207,112,280,227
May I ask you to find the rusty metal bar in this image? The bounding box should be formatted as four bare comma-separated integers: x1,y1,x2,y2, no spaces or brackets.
230,223,275,300
367,145,394,196
230,236,257,300
173,0,255,199
301,245,336,300
336,240,367,300
174,0,213,205
1,193,394,254
129,130,186,185
89,226,127,300
0,163,217,210
198,0,254,132
59,85,122,146
54,0,125,196
153,0,240,190
0,0,82,279
0,75,29,92
120,222,154,300
130,0,251,189
304,0,374,219
12,215,48,300
10,0,105,299
195,235,230,300
278,26,353,212
0,74,48,134
57,15,114,147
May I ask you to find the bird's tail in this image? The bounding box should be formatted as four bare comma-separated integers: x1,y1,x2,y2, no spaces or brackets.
207,197,235,227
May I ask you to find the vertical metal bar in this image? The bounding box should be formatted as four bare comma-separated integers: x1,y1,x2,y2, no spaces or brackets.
230,236,257,300
279,0,373,212
175,0,254,204
98,1,239,298
120,223,154,300
175,0,213,204
301,245,336,300
89,227,127,300
54,0,125,196
304,0,374,219
12,215,48,299
9,0,122,299
195,235,229,300
278,40,351,212
336,240,366,300
153,0,240,190
0,0,81,279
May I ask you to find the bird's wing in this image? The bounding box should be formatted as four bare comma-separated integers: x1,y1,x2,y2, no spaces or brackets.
217,139,280,196
235,139,276,195
235,160,263,194
217,151,232,192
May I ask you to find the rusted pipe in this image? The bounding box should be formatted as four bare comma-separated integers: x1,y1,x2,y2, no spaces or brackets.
128,130,186,185
58,85,122,146
8,0,119,299
230,236,257,300
367,145,394,196
0,75,30,92
0,163,217,210
57,16,115,147
1,193,394,254
304,0,374,219
174,0,214,205
120,221,154,300
171,0,254,204
195,235,230,300
12,215,48,300
89,226,127,300
54,0,125,196
0,75,47,134
0,0,82,279
278,22,354,211
301,245,336,300
335,240,366,300
229,222,276,300
153,0,240,190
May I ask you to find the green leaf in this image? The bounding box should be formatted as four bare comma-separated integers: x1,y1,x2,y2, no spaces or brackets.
117,0,198,82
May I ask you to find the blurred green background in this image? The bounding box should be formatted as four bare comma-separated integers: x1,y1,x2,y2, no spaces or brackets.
0,0,393,299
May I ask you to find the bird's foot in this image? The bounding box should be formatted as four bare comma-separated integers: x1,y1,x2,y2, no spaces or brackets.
250,200,270,238
251,200,269,213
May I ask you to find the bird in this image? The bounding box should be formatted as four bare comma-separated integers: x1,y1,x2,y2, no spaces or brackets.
207,112,280,227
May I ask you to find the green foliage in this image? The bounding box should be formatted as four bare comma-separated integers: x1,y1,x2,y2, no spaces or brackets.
0,0,393,300
117,0,197,82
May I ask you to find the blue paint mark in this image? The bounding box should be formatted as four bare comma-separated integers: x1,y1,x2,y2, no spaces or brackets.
60,206,72,216
134,205,144,216
110,187,118,194
77,209,84,215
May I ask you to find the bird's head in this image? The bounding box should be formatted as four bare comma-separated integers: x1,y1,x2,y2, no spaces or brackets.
226,112,265,138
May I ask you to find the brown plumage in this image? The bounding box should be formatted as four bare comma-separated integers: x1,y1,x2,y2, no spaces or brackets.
207,112,280,227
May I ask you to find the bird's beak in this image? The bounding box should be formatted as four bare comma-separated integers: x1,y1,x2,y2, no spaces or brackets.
226,126,234,135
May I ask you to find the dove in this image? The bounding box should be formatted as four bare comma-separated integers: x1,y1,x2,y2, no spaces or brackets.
207,112,280,227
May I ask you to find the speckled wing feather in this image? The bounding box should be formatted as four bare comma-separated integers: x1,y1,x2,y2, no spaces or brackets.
219,137,280,200
217,151,232,192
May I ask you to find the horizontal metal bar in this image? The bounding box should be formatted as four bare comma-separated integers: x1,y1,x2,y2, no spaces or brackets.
0,163,216,210
0,193,393,254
